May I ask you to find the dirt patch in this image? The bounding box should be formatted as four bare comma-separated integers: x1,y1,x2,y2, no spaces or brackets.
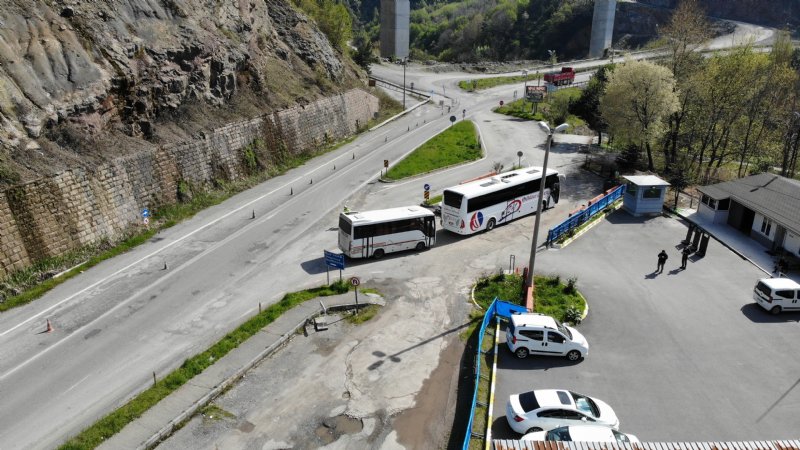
393,332,465,449
315,414,363,445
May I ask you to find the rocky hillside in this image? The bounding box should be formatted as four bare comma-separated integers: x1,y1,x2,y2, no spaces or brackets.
0,0,363,186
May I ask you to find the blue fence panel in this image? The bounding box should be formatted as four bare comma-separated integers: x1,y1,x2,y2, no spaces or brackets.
547,185,625,242
462,298,497,450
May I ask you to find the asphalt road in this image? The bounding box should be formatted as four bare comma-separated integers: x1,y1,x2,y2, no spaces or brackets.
0,19,776,448
492,214,800,441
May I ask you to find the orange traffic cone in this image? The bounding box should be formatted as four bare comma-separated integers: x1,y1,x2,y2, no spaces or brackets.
45,319,54,333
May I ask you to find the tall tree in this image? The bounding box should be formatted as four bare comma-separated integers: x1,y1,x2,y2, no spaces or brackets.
600,60,679,171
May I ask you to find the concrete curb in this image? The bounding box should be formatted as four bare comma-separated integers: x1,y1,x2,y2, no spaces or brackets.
485,319,501,449
138,298,385,450
368,98,431,132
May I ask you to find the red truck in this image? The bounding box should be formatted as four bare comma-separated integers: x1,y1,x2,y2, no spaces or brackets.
543,67,575,86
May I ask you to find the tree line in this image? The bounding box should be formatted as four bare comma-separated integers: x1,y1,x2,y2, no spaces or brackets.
572,0,799,186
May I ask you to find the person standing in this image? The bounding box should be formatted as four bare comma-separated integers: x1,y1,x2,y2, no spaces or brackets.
657,250,668,273
681,247,690,269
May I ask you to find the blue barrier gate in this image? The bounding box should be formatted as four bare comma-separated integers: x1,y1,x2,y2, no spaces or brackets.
546,184,625,243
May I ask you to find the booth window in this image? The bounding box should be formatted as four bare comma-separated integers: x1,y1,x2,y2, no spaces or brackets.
626,183,638,196
718,198,729,210
643,186,660,199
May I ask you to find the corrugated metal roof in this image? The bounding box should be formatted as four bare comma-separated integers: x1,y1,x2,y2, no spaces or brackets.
492,440,800,450
696,173,800,234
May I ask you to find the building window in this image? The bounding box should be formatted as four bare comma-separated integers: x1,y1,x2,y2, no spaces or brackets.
760,217,772,236
701,195,717,209
718,199,729,210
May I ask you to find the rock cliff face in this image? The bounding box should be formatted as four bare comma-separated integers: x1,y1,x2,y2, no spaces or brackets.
0,0,362,184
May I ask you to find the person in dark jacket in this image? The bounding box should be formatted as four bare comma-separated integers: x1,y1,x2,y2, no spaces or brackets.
657,250,668,273
681,247,691,269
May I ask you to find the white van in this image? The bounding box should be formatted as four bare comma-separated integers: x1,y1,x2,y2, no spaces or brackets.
505,313,589,361
753,278,800,314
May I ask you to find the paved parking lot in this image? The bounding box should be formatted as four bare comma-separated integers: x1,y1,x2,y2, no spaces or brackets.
492,212,800,441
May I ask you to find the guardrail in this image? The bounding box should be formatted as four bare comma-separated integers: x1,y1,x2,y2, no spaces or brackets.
546,184,625,243
462,299,527,450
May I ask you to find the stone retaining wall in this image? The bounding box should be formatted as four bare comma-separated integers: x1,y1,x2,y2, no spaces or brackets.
0,89,379,277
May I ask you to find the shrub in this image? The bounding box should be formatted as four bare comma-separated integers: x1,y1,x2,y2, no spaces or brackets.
564,277,577,294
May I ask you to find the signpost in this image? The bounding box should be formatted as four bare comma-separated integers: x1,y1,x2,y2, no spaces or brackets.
350,276,361,312
383,159,389,177
526,85,547,114
424,183,430,202
142,208,150,226
324,250,345,284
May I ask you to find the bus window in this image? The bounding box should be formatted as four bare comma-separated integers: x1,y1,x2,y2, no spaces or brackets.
443,191,463,209
339,216,352,235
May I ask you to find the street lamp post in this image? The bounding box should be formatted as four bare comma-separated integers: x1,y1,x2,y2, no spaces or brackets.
526,121,569,293
522,70,528,100
402,57,407,109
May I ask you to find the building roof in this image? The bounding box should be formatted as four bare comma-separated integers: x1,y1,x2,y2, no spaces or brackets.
697,173,800,235
621,175,670,186
491,440,800,450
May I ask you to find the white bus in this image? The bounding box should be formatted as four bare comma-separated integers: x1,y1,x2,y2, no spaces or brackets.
338,206,436,258
441,167,560,235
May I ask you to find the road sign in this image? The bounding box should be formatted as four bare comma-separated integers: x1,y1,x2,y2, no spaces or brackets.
324,250,345,270
349,276,360,287
449,115,456,124
526,85,546,102
143,217,149,225
424,191,430,200
424,183,431,191
499,100,504,106
384,159,389,168
142,208,150,218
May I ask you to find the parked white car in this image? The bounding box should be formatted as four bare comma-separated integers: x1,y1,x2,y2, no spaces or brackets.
506,389,620,435
505,313,588,361
753,277,800,314
522,424,639,444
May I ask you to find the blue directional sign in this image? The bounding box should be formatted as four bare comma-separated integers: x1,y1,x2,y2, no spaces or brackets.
324,250,345,270
142,208,150,218
424,183,431,191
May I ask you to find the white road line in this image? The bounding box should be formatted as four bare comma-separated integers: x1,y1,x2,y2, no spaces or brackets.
0,131,397,341
0,132,403,381
63,374,91,395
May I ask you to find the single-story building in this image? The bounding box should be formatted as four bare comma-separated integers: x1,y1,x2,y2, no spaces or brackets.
621,175,670,216
696,173,800,256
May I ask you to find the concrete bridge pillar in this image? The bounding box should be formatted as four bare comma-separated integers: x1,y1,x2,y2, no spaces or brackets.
380,0,410,59
589,0,617,58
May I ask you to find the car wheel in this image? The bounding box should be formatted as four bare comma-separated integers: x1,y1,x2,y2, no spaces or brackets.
566,350,581,361
373,249,385,259
526,427,543,434
486,218,496,232
771,305,782,315
515,347,529,359
416,242,426,251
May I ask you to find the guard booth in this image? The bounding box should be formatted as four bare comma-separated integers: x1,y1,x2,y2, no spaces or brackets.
621,175,670,217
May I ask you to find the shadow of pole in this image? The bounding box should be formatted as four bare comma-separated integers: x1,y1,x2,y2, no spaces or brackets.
756,376,800,423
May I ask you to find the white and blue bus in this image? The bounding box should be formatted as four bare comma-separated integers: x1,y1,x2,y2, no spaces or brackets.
338,206,436,258
441,167,560,235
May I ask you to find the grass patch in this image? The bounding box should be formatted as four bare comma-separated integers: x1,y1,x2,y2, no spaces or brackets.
494,87,582,123
384,120,481,180
458,73,542,92
424,194,442,206
201,403,236,420
473,273,585,323
345,304,380,324
58,281,355,449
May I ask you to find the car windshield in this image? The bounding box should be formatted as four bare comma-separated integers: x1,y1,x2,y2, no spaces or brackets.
557,321,572,339
546,427,572,441
570,392,599,417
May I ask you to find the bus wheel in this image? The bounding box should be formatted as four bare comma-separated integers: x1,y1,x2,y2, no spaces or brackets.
416,242,426,251
486,219,496,231
373,249,385,259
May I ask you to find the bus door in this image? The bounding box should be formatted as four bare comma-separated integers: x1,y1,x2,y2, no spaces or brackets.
360,237,373,258
424,216,436,247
